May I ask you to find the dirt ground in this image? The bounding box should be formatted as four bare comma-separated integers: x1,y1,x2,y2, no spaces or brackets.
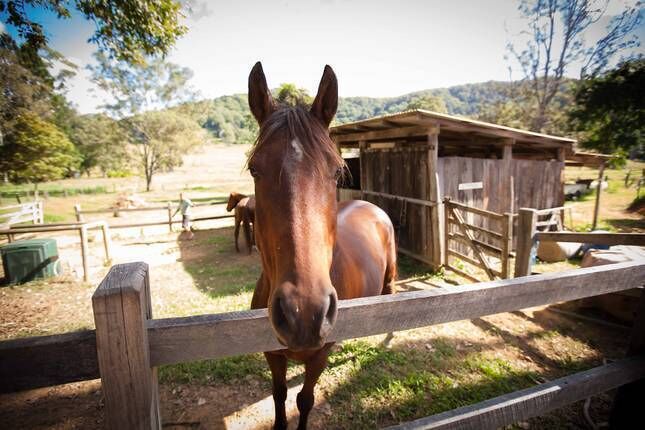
0,145,642,429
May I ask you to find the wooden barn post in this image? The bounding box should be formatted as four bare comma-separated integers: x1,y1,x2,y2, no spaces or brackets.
359,140,367,199
92,262,160,429
167,202,173,233
427,125,443,269
501,140,514,214
514,208,538,277
609,288,645,428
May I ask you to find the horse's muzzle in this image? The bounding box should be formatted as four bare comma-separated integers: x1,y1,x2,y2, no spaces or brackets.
269,281,338,351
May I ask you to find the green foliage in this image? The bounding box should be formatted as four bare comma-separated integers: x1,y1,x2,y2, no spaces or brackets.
0,0,186,64
127,110,205,190
570,60,644,158
69,114,131,175
406,95,447,113
1,113,80,185
275,83,312,106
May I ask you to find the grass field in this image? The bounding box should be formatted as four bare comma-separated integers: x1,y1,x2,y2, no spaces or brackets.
0,145,642,429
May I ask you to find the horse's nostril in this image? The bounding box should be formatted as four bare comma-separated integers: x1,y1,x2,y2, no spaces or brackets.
326,292,337,323
272,296,289,331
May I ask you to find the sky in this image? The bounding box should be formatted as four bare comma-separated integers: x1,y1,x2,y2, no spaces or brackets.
4,0,644,114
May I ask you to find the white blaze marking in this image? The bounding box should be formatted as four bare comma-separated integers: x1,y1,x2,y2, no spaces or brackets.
290,138,304,162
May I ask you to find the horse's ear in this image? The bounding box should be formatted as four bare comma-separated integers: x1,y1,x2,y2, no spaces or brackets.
248,61,275,125
310,65,338,127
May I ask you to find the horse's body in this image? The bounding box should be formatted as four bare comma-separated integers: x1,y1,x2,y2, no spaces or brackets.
246,62,396,429
226,192,255,254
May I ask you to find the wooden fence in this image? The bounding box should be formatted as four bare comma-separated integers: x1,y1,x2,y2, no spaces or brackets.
0,201,43,228
443,197,514,282
0,221,112,281
74,201,233,231
1,261,643,428
514,207,645,277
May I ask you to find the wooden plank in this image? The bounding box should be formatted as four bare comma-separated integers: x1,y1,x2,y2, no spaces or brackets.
447,217,503,240
536,232,645,247
0,330,98,393
428,130,443,268
109,214,234,229
445,199,504,220
514,208,538,277
387,357,645,430
147,261,645,366
448,233,504,257
334,125,438,143
361,190,438,207
92,263,160,429
501,213,513,279
447,249,503,278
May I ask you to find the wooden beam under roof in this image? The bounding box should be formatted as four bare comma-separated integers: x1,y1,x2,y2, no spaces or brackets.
333,124,439,143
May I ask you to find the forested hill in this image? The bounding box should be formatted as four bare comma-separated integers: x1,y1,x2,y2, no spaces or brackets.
335,81,512,123
189,80,543,144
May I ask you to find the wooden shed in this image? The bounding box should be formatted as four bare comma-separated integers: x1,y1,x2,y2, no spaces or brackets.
331,109,577,270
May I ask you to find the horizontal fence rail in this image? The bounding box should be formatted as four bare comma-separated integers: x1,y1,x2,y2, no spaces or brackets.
387,356,645,430
536,231,645,247
147,261,645,366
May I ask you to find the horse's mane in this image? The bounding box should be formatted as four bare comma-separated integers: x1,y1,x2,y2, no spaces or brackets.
247,105,345,180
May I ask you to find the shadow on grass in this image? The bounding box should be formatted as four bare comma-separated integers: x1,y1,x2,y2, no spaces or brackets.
177,227,261,300
605,218,645,232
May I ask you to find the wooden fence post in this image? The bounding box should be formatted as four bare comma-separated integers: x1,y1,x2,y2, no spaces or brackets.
101,223,112,264
74,204,83,222
501,212,514,279
92,262,160,429
79,226,89,282
167,202,173,233
609,288,645,428
443,197,451,267
514,208,538,277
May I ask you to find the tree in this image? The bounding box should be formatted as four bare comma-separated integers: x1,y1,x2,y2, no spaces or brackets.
569,59,644,157
275,83,312,106
0,0,186,64
1,113,80,189
128,111,204,191
406,95,448,113
91,53,201,190
508,0,641,132
70,114,130,176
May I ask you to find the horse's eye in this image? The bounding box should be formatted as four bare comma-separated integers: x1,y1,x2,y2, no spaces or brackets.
334,167,343,181
249,166,260,179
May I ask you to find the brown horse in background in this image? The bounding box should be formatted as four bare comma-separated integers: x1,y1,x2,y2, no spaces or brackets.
247,62,397,429
226,192,255,254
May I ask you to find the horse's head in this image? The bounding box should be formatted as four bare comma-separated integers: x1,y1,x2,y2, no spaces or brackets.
226,192,246,212
247,62,343,351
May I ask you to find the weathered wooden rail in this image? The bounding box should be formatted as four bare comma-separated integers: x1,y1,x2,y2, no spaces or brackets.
74,201,233,231
0,221,112,281
1,261,643,428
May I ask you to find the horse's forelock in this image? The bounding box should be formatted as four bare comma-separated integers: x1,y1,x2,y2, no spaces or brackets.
247,105,345,180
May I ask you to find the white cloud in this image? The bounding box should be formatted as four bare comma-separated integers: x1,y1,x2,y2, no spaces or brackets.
0,21,6,34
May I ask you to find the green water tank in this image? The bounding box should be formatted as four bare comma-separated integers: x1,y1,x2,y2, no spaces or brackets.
1,238,61,284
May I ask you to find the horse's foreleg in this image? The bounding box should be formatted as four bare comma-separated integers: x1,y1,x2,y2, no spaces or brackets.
297,344,332,430
265,352,288,430
382,228,398,295
234,213,241,252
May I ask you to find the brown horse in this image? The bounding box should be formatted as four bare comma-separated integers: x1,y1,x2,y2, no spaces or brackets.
226,192,256,254
247,62,397,429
